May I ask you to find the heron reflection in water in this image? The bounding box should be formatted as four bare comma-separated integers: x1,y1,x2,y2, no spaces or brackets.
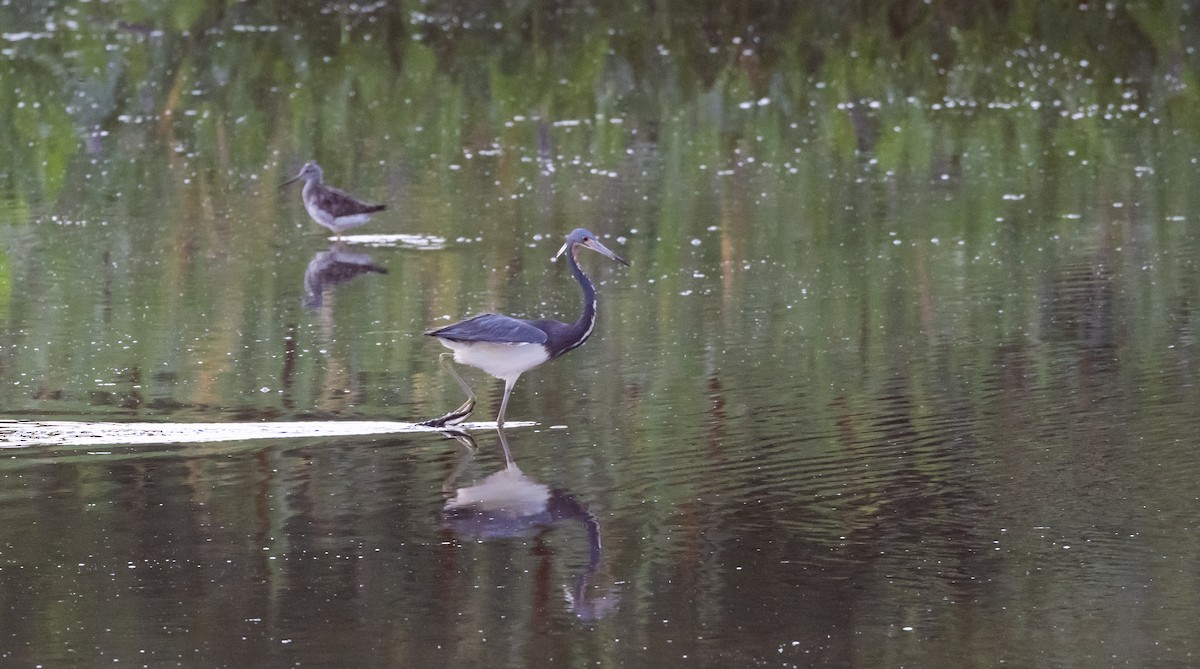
440,427,619,621
302,245,387,308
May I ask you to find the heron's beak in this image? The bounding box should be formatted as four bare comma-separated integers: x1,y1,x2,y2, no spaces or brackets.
278,174,302,189
582,237,630,266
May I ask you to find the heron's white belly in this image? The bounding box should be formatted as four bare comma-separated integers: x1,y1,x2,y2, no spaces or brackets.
438,340,550,382
445,466,550,517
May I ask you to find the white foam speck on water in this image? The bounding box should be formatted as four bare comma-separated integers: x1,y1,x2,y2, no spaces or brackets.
334,233,447,249
0,420,536,448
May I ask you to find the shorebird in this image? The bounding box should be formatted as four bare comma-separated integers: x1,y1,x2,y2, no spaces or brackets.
280,161,386,240
421,228,629,427
302,246,387,308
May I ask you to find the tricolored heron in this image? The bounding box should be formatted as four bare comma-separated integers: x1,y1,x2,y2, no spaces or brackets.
421,228,629,427
280,161,386,240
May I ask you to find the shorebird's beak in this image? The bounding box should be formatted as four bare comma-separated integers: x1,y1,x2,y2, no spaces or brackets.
278,173,302,189
581,237,630,266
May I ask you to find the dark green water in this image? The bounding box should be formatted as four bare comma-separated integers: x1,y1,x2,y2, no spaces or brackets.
2,2,1199,667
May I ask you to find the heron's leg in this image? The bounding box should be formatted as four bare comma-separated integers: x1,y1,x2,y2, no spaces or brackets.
440,428,478,493
495,376,518,427
419,353,477,427
495,425,516,469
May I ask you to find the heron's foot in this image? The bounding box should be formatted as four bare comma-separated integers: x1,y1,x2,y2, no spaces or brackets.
420,353,477,427
418,396,476,428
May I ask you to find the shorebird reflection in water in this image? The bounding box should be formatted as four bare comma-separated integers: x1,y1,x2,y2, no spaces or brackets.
280,161,386,240
302,245,387,308
440,427,619,620
421,228,629,427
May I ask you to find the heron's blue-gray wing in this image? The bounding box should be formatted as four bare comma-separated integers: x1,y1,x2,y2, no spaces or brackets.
426,314,548,344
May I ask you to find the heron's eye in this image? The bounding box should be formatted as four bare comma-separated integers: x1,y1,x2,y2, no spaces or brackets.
582,236,590,241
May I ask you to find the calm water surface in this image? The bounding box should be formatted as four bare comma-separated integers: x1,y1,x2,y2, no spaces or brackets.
2,2,1200,667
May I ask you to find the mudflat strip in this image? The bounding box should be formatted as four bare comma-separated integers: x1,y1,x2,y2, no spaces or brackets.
0,420,534,447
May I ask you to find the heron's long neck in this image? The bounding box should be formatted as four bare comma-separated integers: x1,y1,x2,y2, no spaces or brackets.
558,248,598,358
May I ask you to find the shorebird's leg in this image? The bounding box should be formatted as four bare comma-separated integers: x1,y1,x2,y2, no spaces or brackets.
419,353,477,427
